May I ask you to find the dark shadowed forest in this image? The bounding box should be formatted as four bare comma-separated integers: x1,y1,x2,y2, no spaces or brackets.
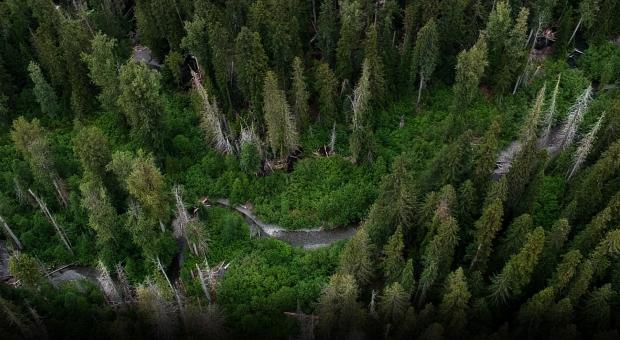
1,0,620,339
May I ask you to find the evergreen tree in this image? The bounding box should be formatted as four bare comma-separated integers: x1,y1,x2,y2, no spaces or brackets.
383,225,405,283
571,191,620,255
400,258,416,298
81,33,120,112
472,121,501,194
468,199,504,273
497,214,534,262
126,150,168,222
412,18,439,105
506,85,547,211
453,34,488,109
548,249,582,294
338,227,374,287
79,178,118,245
517,286,556,336
262,71,299,158
73,126,112,180
59,17,93,116
314,61,338,122
336,0,363,81
379,282,409,327
180,16,210,72
317,0,338,66
8,252,44,289
290,57,309,129
363,23,386,107
235,27,269,111
27,61,59,116
439,267,470,337
10,117,60,192
418,186,459,305
583,284,616,331
349,59,375,164
316,273,365,339
490,227,545,304
567,259,594,302
117,61,163,149
565,140,620,224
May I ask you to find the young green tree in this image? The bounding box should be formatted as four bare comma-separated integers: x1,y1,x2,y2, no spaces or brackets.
27,61,59,116
316,273,365,339
180,16,210,72
59,17,93,116
235,27,269,110
73,126,112,180
383,225,405,283
583,284,616,331
412,18,439,105
453,35,488,109
81,33,121,112
516,286,556,336
317,0,338,66
472,121,501,194
338,227,374,287
117,61,163,148
290,57,309,129
262,71,299,158
439,267,471,337
400,258,415,298
314,61,338,122
548,249,582,293
490,227,545,304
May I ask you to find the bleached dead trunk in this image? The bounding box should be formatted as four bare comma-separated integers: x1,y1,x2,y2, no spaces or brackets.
0,215,22,250
568,16,582,45
329,123,337,153
28,189,73,255
116,264,135,304
52,178,68,208
196,262,212,304
97,261,121,304
417,75,424,105
156,257,185,324
567,111,605,180
541,74,562,145
172,185,189,240
558,85,593,150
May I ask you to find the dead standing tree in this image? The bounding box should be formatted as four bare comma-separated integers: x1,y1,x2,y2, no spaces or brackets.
0,215,23,250
28,189,73,255
284,301,319,340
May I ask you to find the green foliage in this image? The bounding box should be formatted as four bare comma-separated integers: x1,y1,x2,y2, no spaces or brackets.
235,27,269,110
316,273,365,339
290,57,309,129
439,267,471,337
412,18,439,103
117,61,163,148
81,33,120,112
8,252,44,288
73,126,111,180
383,225,405,283
338,226,373,286
262,71,299,158
314,61,339,122
27,61,59,116
453,35,488,109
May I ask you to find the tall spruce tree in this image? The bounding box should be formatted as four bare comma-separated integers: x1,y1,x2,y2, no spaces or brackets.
317,0,338,66
314,61,339,122
490,227,545,304
383,225,405,283
117,61,163,149
316,273,365,339
27,61,59,117
453,35,488,109
235,27,269,111
290,57,309,129
81,33,120,112
262,71,299,158
439,267,471,337
412,18,439,105
338,227,374,287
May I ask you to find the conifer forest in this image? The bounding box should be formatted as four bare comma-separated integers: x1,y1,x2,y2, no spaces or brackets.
2,0,620,339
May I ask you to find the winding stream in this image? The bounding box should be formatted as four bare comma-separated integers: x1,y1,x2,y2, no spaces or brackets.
213,199,358,249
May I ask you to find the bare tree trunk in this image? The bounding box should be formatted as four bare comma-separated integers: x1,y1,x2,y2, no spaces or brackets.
28,189,73,255
0,215,23,250
416,75,424,106
196,262,211,304
52,178,68,208
568,16,582,45
156,257,185,323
